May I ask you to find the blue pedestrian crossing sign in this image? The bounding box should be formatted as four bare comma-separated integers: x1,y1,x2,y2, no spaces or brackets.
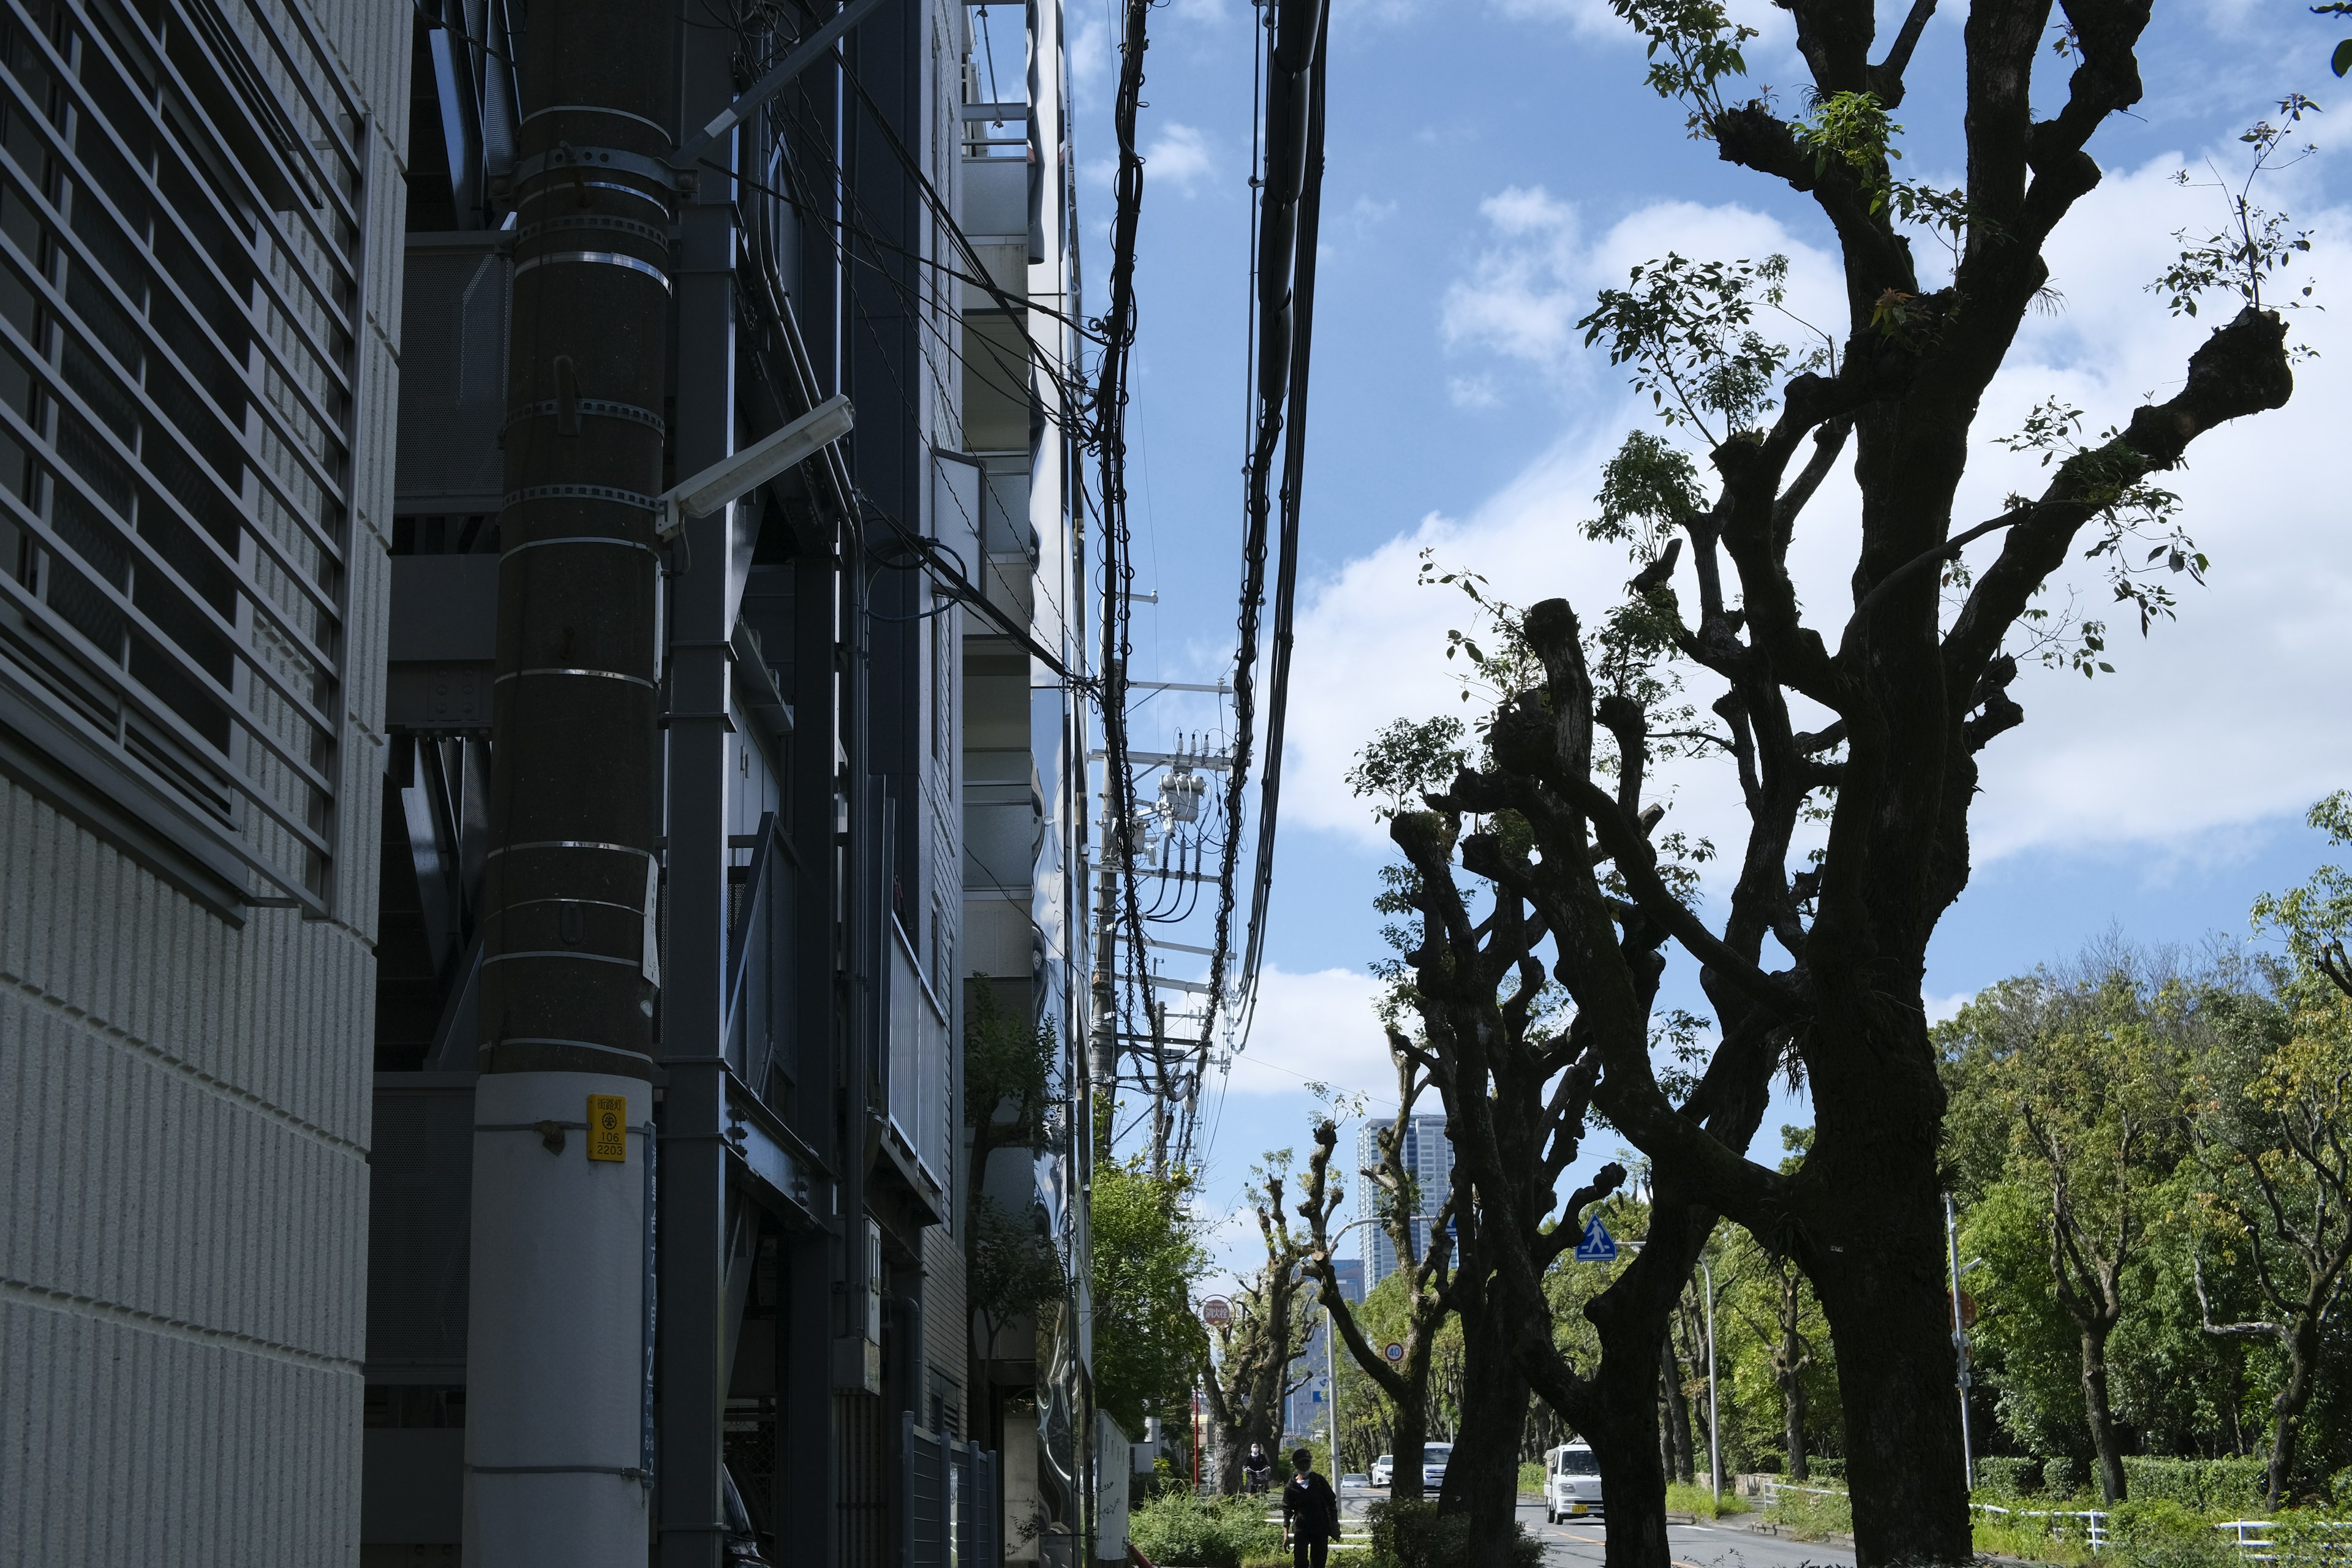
1574,1215,1618,1264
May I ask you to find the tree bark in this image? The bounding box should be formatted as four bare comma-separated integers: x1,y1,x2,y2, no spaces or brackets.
2079,1323,2126,1504
1441,1297,1533,1568
2263,1316,2321,1508
1800,1084,1973,1567
1661,1338,1696,1487
1581,1217,1687,1568
1390,1384,1430,1504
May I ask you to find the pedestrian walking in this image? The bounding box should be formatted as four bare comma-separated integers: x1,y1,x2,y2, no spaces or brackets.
1281,1448,1339,1568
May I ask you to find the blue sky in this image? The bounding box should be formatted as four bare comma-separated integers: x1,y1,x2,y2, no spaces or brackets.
1017,0,2352,1279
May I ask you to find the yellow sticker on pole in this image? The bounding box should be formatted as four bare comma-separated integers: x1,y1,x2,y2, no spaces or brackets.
586,1095,629,1162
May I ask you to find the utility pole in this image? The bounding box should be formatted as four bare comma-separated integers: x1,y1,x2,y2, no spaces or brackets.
1947,1191,1976,1491
1325,1302,1339,1475
1702,1255,1721,1506
467,3,677,1564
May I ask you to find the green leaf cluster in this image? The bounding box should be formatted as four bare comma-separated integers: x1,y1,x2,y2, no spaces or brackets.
1091,1158,1213,1437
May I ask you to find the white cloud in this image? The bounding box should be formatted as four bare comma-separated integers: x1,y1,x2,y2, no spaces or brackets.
1924,992,1975,1025
1440,185,1584,364
1143,122,1217,196
1218,965,1396,1102
1442,191,1839,377
1447,374,1501,409
1068,14,1110,107
1286,145,2352,878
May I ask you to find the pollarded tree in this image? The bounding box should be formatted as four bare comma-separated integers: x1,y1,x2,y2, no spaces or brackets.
1298,1039,1457,1502
1201,1159,1314,1494
1401,0,2305,1556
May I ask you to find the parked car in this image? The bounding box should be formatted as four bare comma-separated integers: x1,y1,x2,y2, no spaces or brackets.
723,1468,772,1566
1420,1442,1453,1490
1543,1442,1605,1524
1370,1454,1393,1488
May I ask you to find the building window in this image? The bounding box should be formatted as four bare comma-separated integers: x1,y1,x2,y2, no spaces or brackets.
0,0,368,911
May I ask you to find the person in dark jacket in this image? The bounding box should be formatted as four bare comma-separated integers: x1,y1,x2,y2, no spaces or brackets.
1281,1448,1339,1568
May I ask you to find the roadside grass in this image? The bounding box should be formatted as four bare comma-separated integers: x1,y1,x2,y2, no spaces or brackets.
1665,1482,1751,1520
1970,1510,2098,1566
1763,1486,1853,1542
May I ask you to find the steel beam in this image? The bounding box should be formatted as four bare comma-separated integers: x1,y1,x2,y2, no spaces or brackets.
655,18,742,1567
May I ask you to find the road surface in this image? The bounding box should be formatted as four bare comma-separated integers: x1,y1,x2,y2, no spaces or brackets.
1518,1500,1857,1568
1328,1489,1855,1568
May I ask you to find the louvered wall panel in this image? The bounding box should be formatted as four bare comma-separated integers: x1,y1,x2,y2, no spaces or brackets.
0,0,405,1556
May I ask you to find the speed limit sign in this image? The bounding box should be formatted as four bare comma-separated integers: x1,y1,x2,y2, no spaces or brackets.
1383,1341,1404,1363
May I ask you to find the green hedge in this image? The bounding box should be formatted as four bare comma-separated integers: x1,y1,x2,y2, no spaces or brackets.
2042,1457,2085,1499
1362,1501,1542,1568
1809,1457,1847,1482
2120,1458,2267,1515
1977,1458,2046,1498
2110,1499,2241,1568
1130,1492,1281,1568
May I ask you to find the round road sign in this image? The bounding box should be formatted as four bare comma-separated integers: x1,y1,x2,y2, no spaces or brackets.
1383,1341,1405,1363
1201,1295,1235,1327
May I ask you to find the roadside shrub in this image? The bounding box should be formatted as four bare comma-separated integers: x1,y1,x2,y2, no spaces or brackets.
2121,1459,2267,1517
2270,1509,2352,1568
1972,1509,2095,1567
1751,1453,1784,1475
1363,1500,1540,1568
1810,1457,1848,1482
2042,1457,2086,1499
2110,1498,2238,1568
1977,1457,2047,1498
1664,1482,1750,1519
1517,1461,1544,1494
1131,1491,1280,1568
1763,1486,1852,1542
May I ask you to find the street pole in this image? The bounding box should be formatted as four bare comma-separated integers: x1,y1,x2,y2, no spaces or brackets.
466,2,676,1563
1702,1256,1720,1506
1326,1303,1339,1474
1947,1191,1976,1491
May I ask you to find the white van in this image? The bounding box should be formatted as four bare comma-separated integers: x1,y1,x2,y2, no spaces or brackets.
1543,1443,1604,1523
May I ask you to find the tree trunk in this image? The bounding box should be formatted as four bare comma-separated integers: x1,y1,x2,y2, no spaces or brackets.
1441,1301,1532,1568
1390,1381,1429,1503
1801,1011,1973,1567
1782,1362,1809,1482
2079,1322,2126,1504
1661,1339,1696,1486
1585,1270,1676,1568
2263,1317,2321,1509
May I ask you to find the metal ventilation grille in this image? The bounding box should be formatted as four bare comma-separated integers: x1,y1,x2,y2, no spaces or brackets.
0,0,368,911
394,237,507,511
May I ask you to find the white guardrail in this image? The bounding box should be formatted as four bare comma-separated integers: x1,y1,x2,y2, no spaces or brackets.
1756,1480,2352,1561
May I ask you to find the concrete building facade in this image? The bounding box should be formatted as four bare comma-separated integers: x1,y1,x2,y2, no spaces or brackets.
0,0,410,1559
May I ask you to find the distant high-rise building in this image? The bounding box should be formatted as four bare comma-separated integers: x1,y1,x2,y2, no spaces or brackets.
1286,1258,1366,1442
1358,1115,1455,1287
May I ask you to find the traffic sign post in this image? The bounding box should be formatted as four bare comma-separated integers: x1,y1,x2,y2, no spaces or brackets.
1201,1295,1234,1328
1383,1341,1404,1364
1574,1216,1617,1264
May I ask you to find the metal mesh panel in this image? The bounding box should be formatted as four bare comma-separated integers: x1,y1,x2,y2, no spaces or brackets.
0,0,367,909
394,239,507,508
